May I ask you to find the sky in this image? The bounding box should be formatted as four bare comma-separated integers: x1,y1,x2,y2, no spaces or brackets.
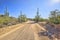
0,0,60,18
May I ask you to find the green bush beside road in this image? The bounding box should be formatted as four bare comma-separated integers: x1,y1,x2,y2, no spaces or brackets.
49,9,60,24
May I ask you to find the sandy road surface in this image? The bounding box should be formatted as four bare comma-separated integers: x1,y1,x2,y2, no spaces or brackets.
0,23,26,36
0,23,34,40
31,23,49,40
0,22,50,40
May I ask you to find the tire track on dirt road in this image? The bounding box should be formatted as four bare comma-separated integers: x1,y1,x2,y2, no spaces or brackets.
12,24,31,40
0,23,28,40
31,23,40,40
14,23,34,40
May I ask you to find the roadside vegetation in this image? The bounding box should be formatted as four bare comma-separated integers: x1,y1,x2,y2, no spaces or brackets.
0,8,27,28
49,9,60,24
0,8,60,28
33,8,60,24
18,11,27,23
33,8,48,23
0,15,18,28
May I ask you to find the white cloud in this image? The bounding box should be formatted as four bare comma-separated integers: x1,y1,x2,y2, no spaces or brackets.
46,0,60,6
50,0,60,5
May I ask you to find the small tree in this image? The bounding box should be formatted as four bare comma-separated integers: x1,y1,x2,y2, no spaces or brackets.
49,9,60,24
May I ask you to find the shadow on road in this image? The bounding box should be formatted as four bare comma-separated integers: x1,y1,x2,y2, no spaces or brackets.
38,31,54,39
37,23,56,40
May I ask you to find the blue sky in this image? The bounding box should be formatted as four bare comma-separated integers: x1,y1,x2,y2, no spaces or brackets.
0,0,60,18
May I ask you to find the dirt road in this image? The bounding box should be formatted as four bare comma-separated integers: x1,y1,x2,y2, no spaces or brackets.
0,22,49,40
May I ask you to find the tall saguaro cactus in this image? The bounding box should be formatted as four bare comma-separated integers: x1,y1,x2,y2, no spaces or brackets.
35,8,40,22
4,7,9,17
18,11,27,23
